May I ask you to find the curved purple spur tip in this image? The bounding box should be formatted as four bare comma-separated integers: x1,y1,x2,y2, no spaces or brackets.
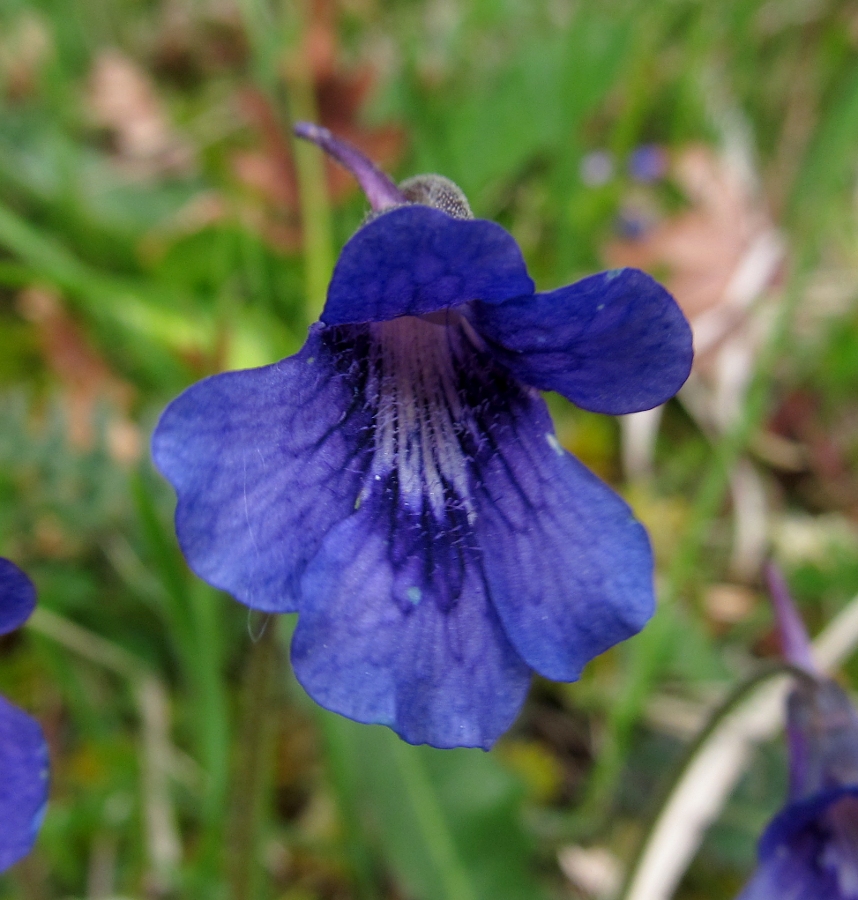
293,122,407,211
765,562,817,674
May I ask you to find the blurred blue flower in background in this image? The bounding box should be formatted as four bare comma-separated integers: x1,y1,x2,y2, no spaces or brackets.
738,566,858,899
153,124,693,749
579,149,615,186
0,558,49,871
628,144,668,183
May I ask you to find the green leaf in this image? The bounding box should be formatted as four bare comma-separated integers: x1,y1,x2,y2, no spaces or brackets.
789,61,858,235
322,714,548,900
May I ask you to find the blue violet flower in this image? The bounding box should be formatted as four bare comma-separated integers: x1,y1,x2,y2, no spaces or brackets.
628,144,668,183
737,566,858,899
0,558,49,870
152,124,693,749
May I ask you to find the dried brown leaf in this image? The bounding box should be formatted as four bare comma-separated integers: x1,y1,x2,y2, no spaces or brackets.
608,145,784,359
18,287,140,463
0,11,52,101
154,0,249,80
229,0,405,249
87,50,194,179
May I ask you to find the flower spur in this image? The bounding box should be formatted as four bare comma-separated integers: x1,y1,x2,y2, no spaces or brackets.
0,558,49,870
152,124,693,749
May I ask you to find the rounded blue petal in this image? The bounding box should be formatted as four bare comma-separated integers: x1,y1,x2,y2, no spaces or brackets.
0,559,36,636
323,205,534,326
0,696,49,872
470,268,693,414
152,326,375,613
737,830,840,900
471,388,654,681
739,786,858,900
758,785,858,856
291,496,532,749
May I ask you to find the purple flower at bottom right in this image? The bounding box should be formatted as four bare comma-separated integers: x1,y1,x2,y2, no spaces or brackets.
738,569,858,899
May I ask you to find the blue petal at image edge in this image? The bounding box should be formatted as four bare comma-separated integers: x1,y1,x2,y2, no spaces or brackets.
0,696,48,872
472,389,654,682
152,327,375,614
737,786,858,900
323,205,534,326
0,559,36,636
470,268,693,415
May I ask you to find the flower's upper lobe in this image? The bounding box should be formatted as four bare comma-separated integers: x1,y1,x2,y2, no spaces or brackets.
0,558,49,871
153,201,692,749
